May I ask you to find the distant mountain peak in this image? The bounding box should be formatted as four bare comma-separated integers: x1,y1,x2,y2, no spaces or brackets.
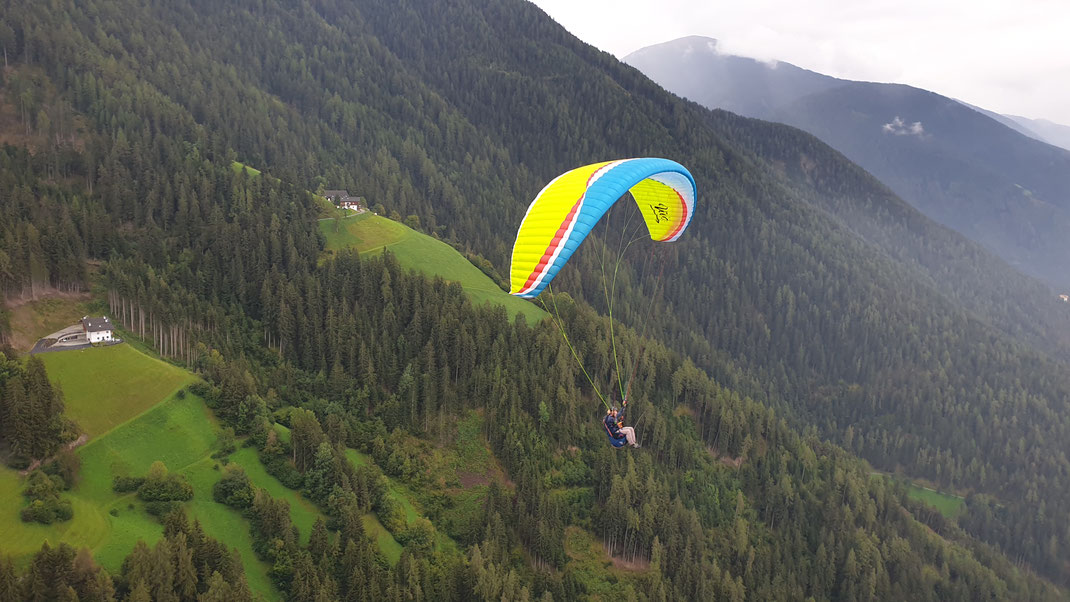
624,37,842,121
627,36,1070,290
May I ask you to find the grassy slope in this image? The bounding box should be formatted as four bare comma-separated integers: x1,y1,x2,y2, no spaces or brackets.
0,392,214,567
320,213,545,322
344,448,464,562
344,449,404,565
182,458,275,597
0,343,284,600
907,484,965,519
345,413,502,562
39,344,196,438
871,473,965,519
230,160,262,177
361,513,403,565
228,446,320,545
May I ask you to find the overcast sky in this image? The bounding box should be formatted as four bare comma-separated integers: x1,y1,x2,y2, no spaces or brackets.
528,0,1070,124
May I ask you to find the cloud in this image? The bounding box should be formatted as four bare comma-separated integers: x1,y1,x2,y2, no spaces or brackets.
882,116,926,137
528,0,1070,124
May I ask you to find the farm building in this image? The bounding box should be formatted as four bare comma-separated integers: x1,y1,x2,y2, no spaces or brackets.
324,189,349,202
324,189,365,211
82,316,114,343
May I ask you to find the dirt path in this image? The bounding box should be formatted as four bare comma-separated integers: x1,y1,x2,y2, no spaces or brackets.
19,433,90,476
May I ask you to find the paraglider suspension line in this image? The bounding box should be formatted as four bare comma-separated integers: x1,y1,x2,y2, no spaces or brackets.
540,283,613,410
621,244,670,406
601,201,643,402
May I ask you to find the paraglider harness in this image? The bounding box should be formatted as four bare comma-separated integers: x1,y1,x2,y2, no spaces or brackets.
603,401,629,448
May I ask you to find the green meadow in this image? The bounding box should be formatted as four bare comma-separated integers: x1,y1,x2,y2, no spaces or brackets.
0,392,216,569
228,447,321,545
320,213,546,322
230,160,262,177
871,472,965,519
183,458,277,598
1,344,285,600
344,448,405,564
362,513,404,565
39,343,195,438
906,484,965,518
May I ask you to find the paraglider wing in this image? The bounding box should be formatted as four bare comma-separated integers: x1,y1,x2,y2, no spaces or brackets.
509,158,696,299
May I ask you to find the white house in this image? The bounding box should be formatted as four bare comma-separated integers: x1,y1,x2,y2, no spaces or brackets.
82,316,114,343
324,189,365,211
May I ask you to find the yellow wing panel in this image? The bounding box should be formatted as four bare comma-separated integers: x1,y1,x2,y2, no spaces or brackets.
510,161,613,295
630,178,688,242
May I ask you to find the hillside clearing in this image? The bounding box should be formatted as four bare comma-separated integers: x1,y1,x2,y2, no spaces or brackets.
871,472,965,519
320,213,545,322
907,484,965,518
1,342,283,599
183,458,277,599
0,392,215,568
231,161,262,177
0,391,282,600
39,343,196,438
343,450,405,564
228,447,321,545
564,526,646,598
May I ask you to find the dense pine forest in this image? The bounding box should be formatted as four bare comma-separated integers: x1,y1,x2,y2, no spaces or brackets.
1,0,1069,599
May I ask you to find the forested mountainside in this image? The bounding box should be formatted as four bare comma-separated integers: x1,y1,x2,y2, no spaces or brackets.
776,82,1070,289
702,108,1070,357
0,0,1068,598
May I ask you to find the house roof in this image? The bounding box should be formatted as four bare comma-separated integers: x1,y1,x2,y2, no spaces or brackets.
82,316,113,332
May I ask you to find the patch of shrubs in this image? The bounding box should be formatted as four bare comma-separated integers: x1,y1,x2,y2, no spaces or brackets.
145,500,183,517
137,461,194,502
20,471,73,524
112,476,146,493
211,426,237,460
395,517,436,553
262,453,303,490
213,464,255,509
112,461,193,521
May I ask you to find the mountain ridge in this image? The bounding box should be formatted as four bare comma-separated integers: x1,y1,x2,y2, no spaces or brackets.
626,35,1070,290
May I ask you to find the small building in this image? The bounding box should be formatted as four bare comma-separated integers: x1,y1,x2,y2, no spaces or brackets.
82,316,114,343
324,189,350,203
340,196,365,210
325,189,366,212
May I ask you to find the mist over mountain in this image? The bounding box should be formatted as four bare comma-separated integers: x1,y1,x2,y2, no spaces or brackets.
626,36,1070,290
623,36,845,121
